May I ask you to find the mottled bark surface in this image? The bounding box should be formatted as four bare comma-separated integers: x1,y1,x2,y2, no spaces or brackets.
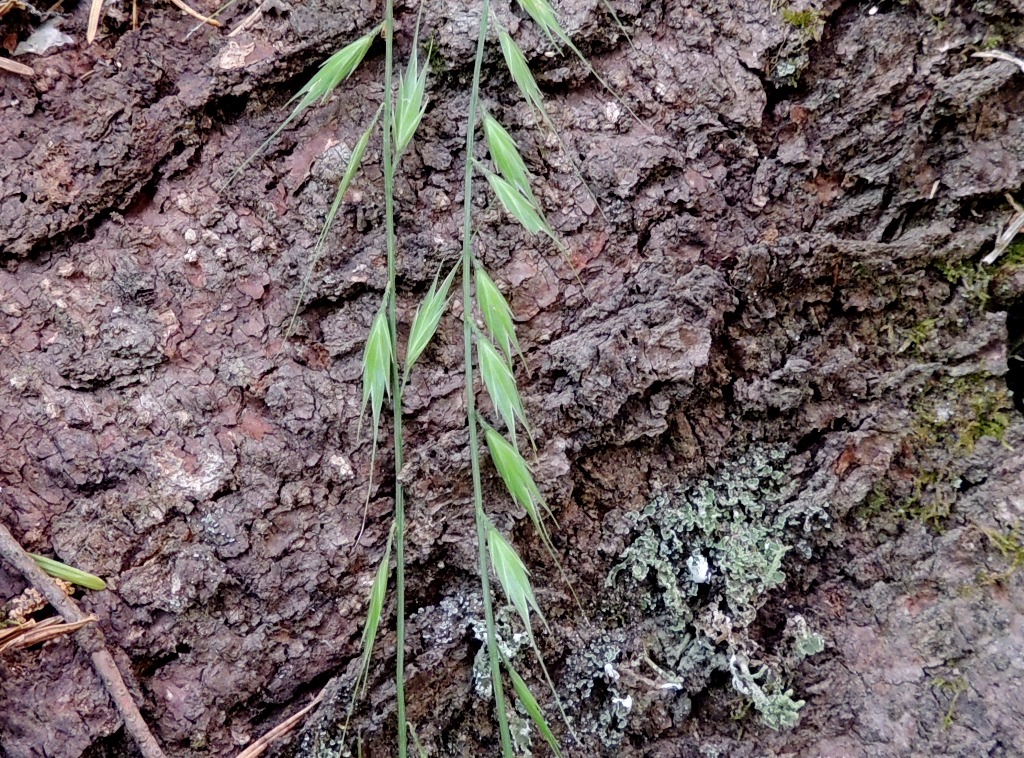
2,0,1024,756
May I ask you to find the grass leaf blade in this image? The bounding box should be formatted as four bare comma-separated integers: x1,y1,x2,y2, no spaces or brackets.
28,553,106,591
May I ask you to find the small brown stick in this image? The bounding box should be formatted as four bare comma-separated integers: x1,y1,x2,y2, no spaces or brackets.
0,522,168,758
227,0,266,37
234,689,326,758
167,0,221,27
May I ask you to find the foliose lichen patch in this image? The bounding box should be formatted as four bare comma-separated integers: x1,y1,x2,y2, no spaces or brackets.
605,445,828,732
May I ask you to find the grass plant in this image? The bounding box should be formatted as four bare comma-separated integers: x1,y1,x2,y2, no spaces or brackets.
228,1,628,752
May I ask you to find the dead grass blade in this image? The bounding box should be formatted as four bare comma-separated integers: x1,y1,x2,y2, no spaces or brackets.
167,0,221,28
0,616,97,655
234,689,325,758
0,57,34,76
87,0,103,43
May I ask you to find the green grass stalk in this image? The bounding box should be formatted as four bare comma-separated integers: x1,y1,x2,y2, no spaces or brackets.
460,1,514,756
381,3,408,756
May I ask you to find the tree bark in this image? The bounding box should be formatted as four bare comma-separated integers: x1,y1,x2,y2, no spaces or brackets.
2,1,1023,756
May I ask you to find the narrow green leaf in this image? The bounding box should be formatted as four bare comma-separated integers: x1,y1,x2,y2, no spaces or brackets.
227,24,380,185
404,263,457,384
488,524,545,637
29,554,106,591
475,265,522,366
484,171,551,238
483,114,537,207
285,107,382,342
394,47,429,157
478,334,528,446
355,529,394,696
361,300,393,434
506,660,563,758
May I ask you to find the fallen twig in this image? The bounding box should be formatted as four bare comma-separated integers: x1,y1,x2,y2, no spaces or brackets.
234,688,326,758
0,521,168,758
973,50,1024,75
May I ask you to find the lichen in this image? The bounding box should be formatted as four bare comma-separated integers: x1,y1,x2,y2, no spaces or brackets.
606,445,827,730
560,634,632,748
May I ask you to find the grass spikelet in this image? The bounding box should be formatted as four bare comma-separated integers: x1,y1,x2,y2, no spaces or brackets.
29,554,106,591
394,45,428,157
483,114,538,207
483,426,551,535
355,528,394,696
488,523,546,637
478,334,529,445
483,170,553,239
404,263,457,385
516,0,569,48
505,659,564,757
475,265,523,366
361,300,393,435
514,0,643,125
227,25,381,186
498,31,547,123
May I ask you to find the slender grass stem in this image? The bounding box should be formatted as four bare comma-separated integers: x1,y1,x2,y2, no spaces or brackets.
381,4,408,757
460,2,513,756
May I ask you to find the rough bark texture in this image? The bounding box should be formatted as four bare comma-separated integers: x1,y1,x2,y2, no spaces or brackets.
2,0,1024,756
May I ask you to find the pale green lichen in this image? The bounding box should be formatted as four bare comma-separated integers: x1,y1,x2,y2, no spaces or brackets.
607,445,827,731
560,635,633,747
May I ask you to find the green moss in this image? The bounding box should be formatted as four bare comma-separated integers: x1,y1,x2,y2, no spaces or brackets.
877,372,1016,530
608,445,827,731
1002,239,1024,267
936,260,992,307
979,526,1024,584
931,674,968,730
781,7,824,40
